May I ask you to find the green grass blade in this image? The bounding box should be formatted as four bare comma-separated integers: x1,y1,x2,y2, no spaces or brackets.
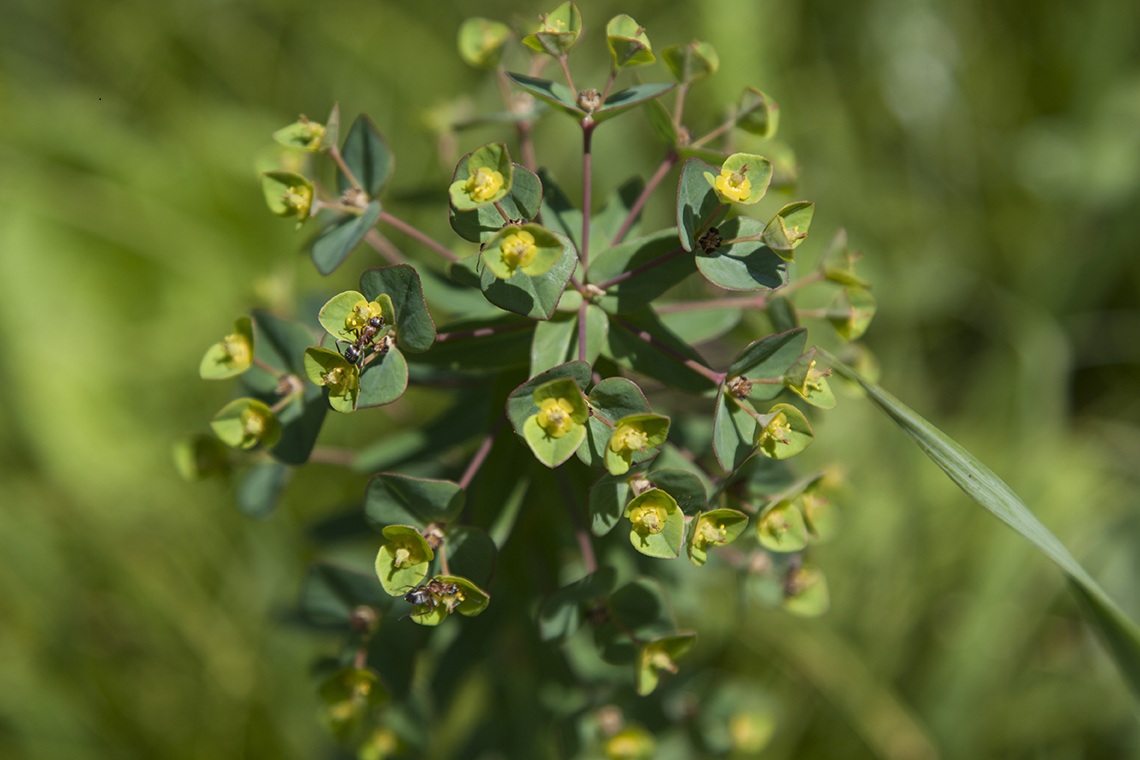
822,350,1140,702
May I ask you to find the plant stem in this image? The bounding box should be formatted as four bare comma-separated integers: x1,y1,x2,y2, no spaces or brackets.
434,321,532,343
458,417,504,491
577,300,589,363
379,211,458,263
655,294,768,314
328,145,364,192
690,117,735,150
308,446,358,467
599,69,617,103
611,151,678,246
612,315,726,386
557,54,578,98
364,229,405,265
252,357,284,378
579,120,596,268
556,469,596,574
594,245,687,291
673,82,690,124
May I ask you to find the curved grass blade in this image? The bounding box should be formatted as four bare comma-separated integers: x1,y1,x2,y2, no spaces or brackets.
822,349,1140,702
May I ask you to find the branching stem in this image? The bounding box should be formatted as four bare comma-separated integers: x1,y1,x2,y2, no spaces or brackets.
611,315,726,386
594,245,687,291
458,416,504,491
379,211,458,263
611,151,677,246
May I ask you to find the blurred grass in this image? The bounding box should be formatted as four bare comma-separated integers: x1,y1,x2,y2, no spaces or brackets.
1,0,1139,758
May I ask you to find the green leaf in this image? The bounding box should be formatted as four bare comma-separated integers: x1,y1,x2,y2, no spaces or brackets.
419,317,532,373
676,158,727,252
478,232,577,319
658,306,741,345
236,460,289,518
755,402,813,460
712,390,758,472
606,14,655,70
298,562,392,628
588,473,631,536
173,434,231,481
457,17,511,69
538,568,617,642
783,347,836,409
625,488,684,559
588,228,694,313
694,215,787,291
337,114,393,197
729,327,807,379
824,352,1140,700
647,468,708,514
360,264,437,353
356,347,408,408
536,168,582,250
580,377,651,469
605,311,718,394
506,73,582,118
450,163,543,244
819,229,870,288
375,525,433,596
445,526,498,588
310,201,381,275
530,306,607,376
595,83,675,123
643,97,679,148
364,473,465,530
596,578,675,665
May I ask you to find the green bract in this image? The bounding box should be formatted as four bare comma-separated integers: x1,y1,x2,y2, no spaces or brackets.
636,633,695,695
406,575,490,627
521,377,589,467
457,17,511,69
482,223,563,279
375,525,433,596
318,290,395,344
782,564,830,617
661,40,718,82
762,201,815,260
199,316,253,380
606,14,654,70
210,398,281,450
703,153,773,206
173,434,230,481
448,143,514,210
624,488,684,558
756,499,809,552
754,402,814,459
735,86,780,138
318,667,387,742
603,413,670,476
303,347,360,413
273,116,327,152
828,286,877,340
261,170,313,224
688,508,749,566
522,2,581,55
783,348,836,409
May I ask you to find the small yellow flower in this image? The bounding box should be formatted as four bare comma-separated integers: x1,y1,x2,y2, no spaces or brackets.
609,423,650,454
696,518,728,547
240,407,268,442
282,183,313,220
498,230,538,273
346,299,383,332
759,411,791,446
714,166,751,203
629,503,665,535
536,397,577,438
464,166,505,202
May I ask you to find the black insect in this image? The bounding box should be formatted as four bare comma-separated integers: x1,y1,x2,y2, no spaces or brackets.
339,315,385,368
403,578,461,614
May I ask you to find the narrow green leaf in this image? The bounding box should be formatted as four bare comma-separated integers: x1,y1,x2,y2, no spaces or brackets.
364,473,465,530
337,114,393,196
310,202,381,275
506,72,583,118
588,228,695,313
359,264,436,353
824,351,1140,702
594,83,674,123
694,216,787,292
676,158,727,252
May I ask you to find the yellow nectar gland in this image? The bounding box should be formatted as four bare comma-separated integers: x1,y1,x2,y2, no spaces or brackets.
646,644,679,674
761,412,792,445
282,184,313,218
629,503,665,535
696,518,727,547
346,300,382,332
499,230,538,272
464,167,505,202
240,408,267,440
221,333,251,366
715,166,751,203
610,423,649,453
536,397,577,438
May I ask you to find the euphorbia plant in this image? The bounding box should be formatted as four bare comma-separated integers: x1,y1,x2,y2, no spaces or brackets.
179,4,1140,757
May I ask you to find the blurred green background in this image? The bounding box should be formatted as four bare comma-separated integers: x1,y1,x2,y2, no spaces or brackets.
2,0,1139,757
